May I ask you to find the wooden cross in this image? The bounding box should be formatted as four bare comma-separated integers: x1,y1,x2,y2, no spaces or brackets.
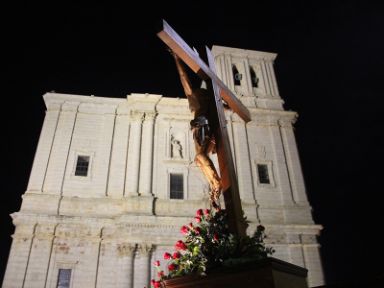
158,20,251,237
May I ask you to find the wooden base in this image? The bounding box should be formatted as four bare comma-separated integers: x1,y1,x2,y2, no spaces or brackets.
163,257,308,288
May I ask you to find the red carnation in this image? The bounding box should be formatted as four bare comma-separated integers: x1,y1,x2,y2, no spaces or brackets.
168,263,177,271
154,260,160,267
154,281,162,288
163,252,172,260
194,227,201,235
196,209,203,217
213,233,219,241
157,270,164,278
180,225,189,235
175,240,187,250
172,251,181,259
194,216,201,223
204,208,210,215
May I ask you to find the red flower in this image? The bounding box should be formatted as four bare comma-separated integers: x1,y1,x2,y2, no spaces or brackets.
154,281,162,288
168,263,177,271
157,270,164,278
175,240,187,250
204,208,210,216
151,279,156,286
194,227,201,235
213,233,219,241
172,251,181,259
188,222,194,228
196,209,203,217
163,252,172,260
154,260,160,267
180,225,189,235
194,216,201,223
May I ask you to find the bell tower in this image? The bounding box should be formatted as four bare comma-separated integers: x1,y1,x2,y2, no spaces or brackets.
212,45,284,110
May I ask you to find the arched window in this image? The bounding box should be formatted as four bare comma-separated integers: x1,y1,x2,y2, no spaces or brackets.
232,65,242,86
250,67,259,88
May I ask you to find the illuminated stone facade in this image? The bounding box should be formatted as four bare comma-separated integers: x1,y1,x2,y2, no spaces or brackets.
2,46,324,287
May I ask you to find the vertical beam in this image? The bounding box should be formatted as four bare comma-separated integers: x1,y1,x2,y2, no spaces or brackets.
206,47,246,237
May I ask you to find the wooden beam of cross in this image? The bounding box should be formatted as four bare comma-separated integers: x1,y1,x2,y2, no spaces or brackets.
157,20,250,237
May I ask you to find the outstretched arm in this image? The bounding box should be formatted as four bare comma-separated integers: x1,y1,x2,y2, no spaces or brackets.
170,51,193,97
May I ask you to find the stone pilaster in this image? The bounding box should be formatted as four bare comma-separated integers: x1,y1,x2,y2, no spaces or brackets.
107,108,130,197
268,116,295,206
27,101,61,193
139,112,156,196
302,235,325,287
134,244,152,288
125,111,144,196
95,109,117,196
260,60,272,96
2,222,35,288
43,101,79,195
232,114,255,202
97,242,136,288
279,118,309,204
23,223,55,288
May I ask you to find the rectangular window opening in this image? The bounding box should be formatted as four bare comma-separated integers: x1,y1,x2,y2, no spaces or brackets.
75,155,90,176
257,164,270,184
170,173,184,199
57,268,71,288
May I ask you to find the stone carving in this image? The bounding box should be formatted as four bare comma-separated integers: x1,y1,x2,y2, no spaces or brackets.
137,243,152,257
170,134,183,159
117,243,136,257
256,144,266,159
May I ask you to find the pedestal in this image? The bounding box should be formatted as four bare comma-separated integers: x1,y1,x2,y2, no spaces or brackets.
163,257,308,288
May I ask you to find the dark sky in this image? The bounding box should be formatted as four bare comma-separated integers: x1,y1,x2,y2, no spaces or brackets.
2,1,384,285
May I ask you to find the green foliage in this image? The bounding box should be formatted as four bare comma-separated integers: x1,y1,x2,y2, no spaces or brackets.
151,208,274,288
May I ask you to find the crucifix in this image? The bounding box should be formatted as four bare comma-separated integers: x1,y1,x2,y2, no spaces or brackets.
157,20,251,237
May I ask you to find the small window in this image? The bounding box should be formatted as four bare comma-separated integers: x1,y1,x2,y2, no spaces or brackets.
232,65,242,86
170,174,184,199
57,268,71,288
257,164,270,184
250,67,259,88
75,155,90,176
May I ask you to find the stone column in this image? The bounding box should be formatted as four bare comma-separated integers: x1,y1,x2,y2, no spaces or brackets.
27,101,61,193
23,224,55,288
125,111,144,196
279,118,309,204
139,112,156,196
134,244,152,288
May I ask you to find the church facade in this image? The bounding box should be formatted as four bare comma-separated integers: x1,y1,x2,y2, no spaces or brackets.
3,46,324,287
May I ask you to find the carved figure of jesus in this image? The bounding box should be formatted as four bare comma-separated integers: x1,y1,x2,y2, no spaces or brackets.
171,51,222,207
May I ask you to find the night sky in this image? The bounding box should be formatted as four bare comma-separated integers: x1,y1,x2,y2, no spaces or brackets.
2,1,384,285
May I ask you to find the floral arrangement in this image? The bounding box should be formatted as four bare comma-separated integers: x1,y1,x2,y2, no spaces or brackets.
150,207,274,288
